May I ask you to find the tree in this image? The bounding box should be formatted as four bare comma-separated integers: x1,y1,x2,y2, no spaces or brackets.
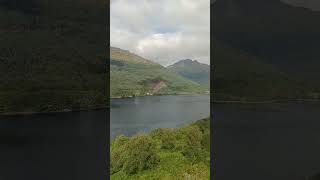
110,134,159,175
175,125,203,159
150,128,176,150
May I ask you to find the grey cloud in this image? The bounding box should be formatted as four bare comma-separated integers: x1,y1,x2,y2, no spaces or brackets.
111,0,210,65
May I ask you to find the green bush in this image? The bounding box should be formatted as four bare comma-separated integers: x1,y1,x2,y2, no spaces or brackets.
110,135,130,174
150,128,176,150
175,125,203,159
201,130,211,152
110,118,210,179
111,134,159,175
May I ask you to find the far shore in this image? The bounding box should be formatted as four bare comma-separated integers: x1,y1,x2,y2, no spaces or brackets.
0,94,208,116
2,96,320,116
0,105,108,116
212,98,320,104
111,93,209,99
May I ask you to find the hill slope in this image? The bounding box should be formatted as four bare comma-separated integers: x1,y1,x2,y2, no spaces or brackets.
212,40,309,101
168,59,210,89
110,47,204,97
0,0,107,113
212,0,320,89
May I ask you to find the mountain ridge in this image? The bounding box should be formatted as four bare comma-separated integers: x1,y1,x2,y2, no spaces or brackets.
168,59,210,88
213,0,320,89
110,47,157,65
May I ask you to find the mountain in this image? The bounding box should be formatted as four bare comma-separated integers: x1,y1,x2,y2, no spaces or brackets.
212,0,320,92
168,59,210,88
110,47,204,98
0,0,107,113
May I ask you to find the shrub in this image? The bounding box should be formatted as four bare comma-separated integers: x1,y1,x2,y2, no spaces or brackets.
175,125,203,159
110,134,159,175
150,128,176,150
201,130,210,152
110,135,130,174
110,118,211,179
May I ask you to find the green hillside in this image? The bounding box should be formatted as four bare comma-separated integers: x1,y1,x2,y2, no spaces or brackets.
110,47,204,98
212,40,310,101
110,118,210,180
213,0,320,90
168,59,210,89
0,0,107,113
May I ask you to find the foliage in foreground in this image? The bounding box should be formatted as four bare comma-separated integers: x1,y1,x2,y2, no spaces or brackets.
110,118,210,180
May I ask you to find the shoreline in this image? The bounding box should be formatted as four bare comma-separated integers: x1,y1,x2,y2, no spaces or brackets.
111,93,210,99
1,94,207,116
0,106,109,116
212,99,320,104
2,96,320,116
111,93,209,99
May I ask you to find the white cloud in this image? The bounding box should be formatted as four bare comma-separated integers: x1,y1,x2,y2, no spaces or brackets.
110,0,210,66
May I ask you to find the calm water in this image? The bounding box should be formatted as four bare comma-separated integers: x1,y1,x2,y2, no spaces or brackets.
214,102,320,180
0,110,108,180
110,95,210,139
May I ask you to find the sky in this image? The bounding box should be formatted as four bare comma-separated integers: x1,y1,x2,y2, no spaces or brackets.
110,0,210,66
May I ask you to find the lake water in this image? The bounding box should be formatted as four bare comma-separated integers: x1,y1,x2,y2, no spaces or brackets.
110,95,210,139
0,110,108,180
213,102,320,180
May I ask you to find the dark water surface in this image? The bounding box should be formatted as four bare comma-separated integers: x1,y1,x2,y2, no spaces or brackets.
213,102,320,180
0,95,209,180
0,110,107,180
110,95,210,139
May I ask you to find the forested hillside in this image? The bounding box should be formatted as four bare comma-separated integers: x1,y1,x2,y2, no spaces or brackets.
213,0,320,92
212,40,309,101
212,0,320,101
0,0,107,113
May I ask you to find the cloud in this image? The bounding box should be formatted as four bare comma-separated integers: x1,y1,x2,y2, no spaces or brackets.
110,0,210,66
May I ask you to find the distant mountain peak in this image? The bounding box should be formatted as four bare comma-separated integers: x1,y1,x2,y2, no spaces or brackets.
168,59,210,87
169,59,205,67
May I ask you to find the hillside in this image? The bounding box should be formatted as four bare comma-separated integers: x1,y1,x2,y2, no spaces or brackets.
168,59,210,89
212,0,320,90
212,40,310,101
0,0,107,113
110,47,204,98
